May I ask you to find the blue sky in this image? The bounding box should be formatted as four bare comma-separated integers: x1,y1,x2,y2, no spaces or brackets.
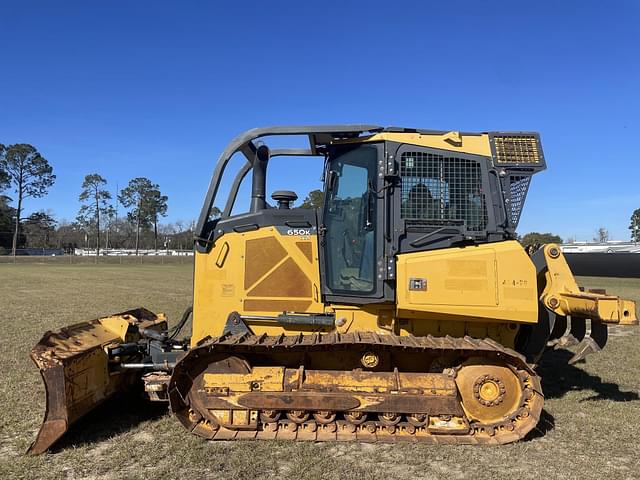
1,1,639,241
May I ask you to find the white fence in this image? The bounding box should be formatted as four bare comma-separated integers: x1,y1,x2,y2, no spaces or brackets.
73,248,194,256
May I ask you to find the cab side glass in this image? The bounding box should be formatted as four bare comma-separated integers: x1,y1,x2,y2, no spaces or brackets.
324,146,378,294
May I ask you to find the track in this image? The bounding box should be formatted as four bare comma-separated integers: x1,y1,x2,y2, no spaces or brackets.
169,332,543,445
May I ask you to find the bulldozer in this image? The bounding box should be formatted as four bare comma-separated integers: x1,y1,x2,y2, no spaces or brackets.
29,125,637,453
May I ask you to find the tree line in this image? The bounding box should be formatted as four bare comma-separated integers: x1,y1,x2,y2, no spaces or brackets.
2,147,640,256
0,143,192,256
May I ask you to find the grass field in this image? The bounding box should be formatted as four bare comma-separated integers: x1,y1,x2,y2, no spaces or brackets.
0,264,638,480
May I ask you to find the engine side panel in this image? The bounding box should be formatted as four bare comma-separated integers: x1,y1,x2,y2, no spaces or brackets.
192,228,325,345
396,241,538,324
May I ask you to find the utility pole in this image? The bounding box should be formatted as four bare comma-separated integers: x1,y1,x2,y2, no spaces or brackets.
115,182,119,248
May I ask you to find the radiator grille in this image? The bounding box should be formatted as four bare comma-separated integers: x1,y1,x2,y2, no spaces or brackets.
493,135,541,165
399,152,487,231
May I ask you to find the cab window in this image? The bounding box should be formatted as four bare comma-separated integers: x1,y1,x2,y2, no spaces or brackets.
324,146,377,293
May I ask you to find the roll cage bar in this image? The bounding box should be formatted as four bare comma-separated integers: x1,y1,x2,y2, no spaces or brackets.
195,125,386,242
194,124,530,244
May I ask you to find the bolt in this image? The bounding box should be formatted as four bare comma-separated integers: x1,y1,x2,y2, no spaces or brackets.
361,351,380,368
548,297,560,309
548,246,560,258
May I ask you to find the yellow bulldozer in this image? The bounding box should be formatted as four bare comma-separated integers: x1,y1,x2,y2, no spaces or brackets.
29,126,637,453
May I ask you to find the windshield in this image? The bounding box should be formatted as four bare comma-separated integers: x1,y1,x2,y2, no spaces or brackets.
323,146,378,294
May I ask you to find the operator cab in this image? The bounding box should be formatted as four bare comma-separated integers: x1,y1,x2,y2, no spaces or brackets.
195,126,545,305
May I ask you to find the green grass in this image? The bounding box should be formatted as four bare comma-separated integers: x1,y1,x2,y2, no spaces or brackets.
0,265,638,479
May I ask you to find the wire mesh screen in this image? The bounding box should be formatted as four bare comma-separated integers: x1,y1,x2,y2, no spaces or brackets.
399,152,487,231
507,174,531,228
493,135,541,164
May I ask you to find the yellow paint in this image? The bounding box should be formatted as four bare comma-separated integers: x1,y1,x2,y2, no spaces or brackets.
203,366,456,396
331,305,394,334
540,244,638,324
199,366,459,415
396,241,538,324
336,131,492,157
204,367,285,392
193,231,532,347
192,228,325,345
298,370,456,394
208,409,256,427
31,310,167,435
98,317,131,342
479,381,499,401
455,362,521,423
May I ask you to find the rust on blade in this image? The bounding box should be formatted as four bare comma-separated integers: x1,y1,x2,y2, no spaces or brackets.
28,364,68,455
27,308,166,454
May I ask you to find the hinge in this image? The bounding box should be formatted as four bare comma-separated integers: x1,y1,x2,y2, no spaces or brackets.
380,255,396,280
385,153,398,177
318,225,327,237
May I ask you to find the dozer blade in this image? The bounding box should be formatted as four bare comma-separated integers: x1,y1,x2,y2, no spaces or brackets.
28,308,166,454
569,319,608,365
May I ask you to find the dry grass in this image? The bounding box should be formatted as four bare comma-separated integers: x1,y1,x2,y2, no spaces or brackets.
0,265,638,480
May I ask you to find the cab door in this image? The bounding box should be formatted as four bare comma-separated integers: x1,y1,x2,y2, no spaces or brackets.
319,143,390,303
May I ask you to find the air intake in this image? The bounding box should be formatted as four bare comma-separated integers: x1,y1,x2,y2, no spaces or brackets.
490,133,543,166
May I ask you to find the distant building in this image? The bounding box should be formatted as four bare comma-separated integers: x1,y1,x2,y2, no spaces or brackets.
561,242,640,278
561,241,640,254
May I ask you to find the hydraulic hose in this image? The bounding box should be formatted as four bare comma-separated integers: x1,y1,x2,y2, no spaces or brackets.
168,306,193,340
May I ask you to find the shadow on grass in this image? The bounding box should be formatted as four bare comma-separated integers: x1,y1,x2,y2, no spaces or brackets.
51,392,168,452
537,348,639,402
524,409,555,441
